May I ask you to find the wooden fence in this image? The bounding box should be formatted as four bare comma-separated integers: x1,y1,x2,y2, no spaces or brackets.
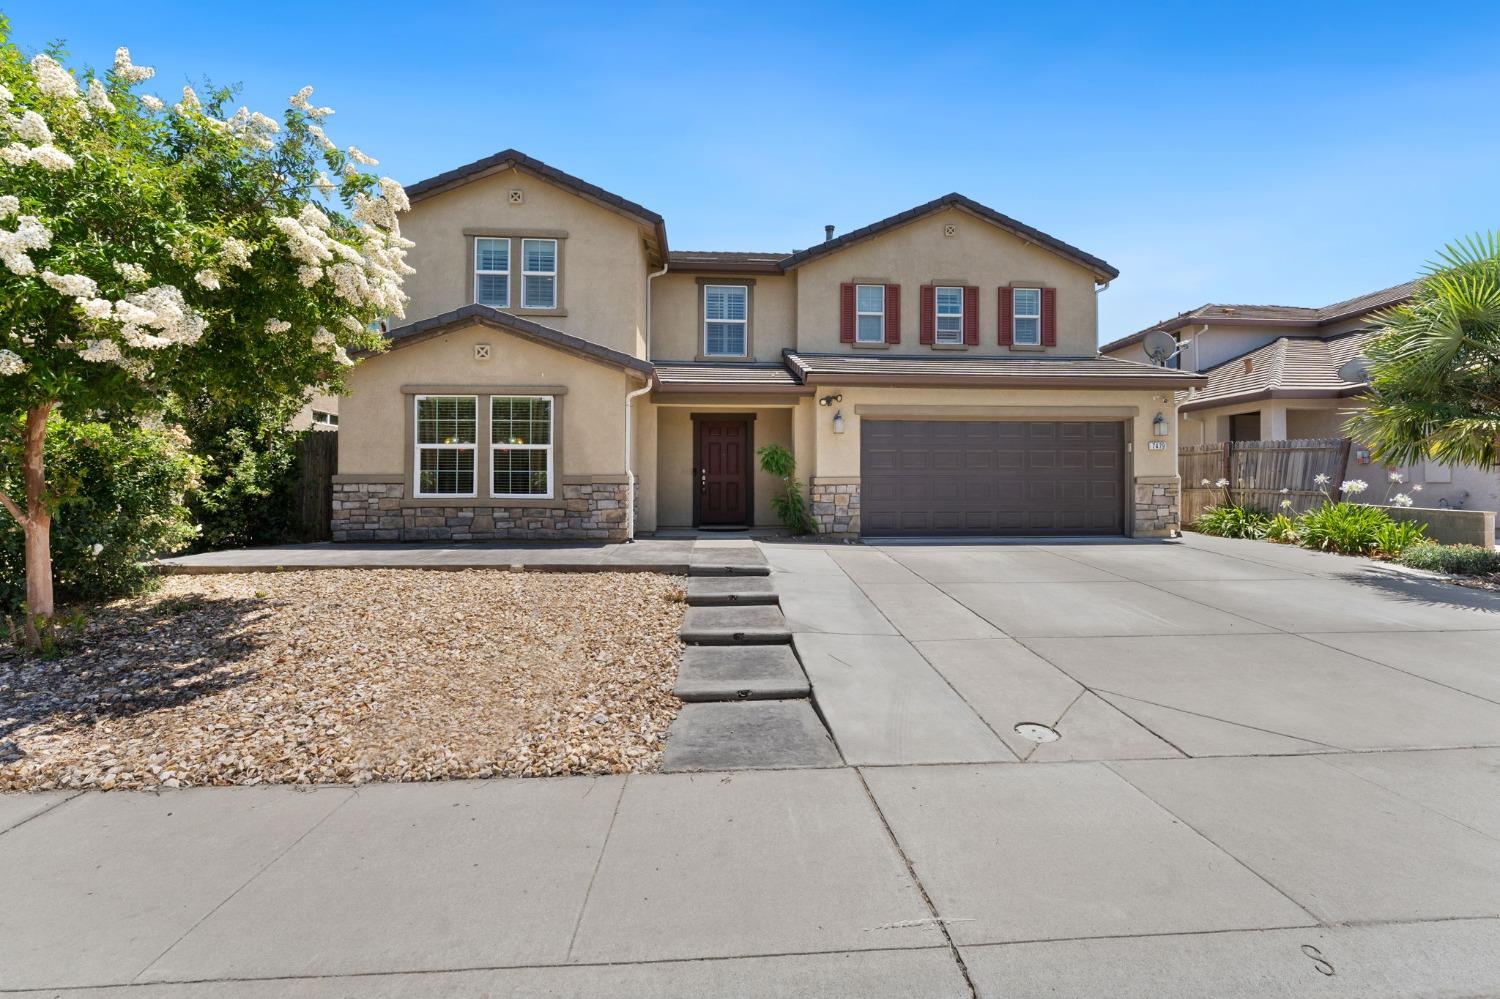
1180,438,1352,525
293,430,338,541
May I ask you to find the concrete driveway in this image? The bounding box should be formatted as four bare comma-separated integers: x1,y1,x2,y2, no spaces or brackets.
4,534,1499,996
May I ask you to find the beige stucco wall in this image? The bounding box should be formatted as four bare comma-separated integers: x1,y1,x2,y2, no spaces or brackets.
808,385,1179,480
400,166,648,357
289,390,339,431
650,271,797,362
653,404,796,528
794,207,1102,356
339,322,638,478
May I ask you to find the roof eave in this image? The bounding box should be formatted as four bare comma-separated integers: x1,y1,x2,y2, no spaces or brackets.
376,305,653,378
796,371,1206,390
1180,385,1367,412
652,381,812,395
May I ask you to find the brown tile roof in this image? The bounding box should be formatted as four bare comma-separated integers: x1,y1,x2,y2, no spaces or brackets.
652,361,808,393
1180,330,1371,411
666,250,787,274
378,304,654,376
784,351,1202,388
1101,280,1419,355
778,193,1118,281
404,149,669,255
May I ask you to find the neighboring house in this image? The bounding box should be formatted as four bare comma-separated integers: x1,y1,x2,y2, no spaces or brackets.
289,391,339,432
1101,282,1500,514
333,150,1201,542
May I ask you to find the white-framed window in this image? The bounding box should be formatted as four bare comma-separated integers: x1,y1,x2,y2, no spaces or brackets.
1013,287,1042,346
934,286,964,344
414,395,478,497
474,238,509,308
311,410,338,427
521,238,558,309
491,395,554,498
855,284,885,343
703,284,748,356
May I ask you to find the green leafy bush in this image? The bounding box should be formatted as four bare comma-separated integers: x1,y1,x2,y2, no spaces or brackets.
1293,501,1391,555
0,418,200,613
1372,519,1428,557
1396,541,1500,575
1192,504,1270,539
756,443,814,535
1264,513,1299,543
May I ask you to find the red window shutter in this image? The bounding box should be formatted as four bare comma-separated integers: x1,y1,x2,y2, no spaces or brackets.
962,286,979,346
839,283,855,343
919,285,935,344
1041,287,1058,347
997,287,1014,346
884,284,901,344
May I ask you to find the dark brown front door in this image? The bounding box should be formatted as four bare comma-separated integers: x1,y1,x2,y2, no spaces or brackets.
696,418,751,526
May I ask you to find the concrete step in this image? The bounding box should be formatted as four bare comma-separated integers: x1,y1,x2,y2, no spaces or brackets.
674,645,810,702
679,605,791,645
685,576,779,607
688,547,770,577
661,700,842,772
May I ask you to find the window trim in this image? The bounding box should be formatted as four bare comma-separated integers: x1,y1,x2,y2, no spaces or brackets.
933,286,964,345
521,237,559,310
490,394,555,500
701,282,751,358
854,284,886,344
412,394,479,499
473,238,510,309
1012,286,1042,346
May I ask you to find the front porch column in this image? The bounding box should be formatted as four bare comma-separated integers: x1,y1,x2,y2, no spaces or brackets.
1262,403,1288,441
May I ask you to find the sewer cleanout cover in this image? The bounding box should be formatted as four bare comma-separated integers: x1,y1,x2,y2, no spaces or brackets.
1014,722,1060,744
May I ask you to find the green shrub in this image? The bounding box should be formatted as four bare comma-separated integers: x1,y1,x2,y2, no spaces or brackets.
1193,504,1271,539
1396,541,1500,575
0,418,201,613
1294,501,1391,556
1264,513,1299,544
1372,519,1428,558
756,443,814,535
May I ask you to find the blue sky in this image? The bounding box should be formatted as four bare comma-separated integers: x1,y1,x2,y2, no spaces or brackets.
9,1,1500,342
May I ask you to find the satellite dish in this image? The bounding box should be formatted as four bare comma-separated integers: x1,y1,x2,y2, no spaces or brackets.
1142,330,1179,366
1336,356,1372,384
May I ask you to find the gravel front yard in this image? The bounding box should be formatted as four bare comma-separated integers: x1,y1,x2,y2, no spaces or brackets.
0,569,686,790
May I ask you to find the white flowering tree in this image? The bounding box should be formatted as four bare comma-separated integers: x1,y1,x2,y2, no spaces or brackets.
0,20,412,647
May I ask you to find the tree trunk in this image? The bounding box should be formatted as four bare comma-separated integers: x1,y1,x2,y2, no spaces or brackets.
21,403,53,648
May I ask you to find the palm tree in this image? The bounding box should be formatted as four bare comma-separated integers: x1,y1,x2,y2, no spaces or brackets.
1348,233,1500,469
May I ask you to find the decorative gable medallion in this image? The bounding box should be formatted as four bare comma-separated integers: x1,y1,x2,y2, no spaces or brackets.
508,189,524,205
943,223,957,237
474,343,492,360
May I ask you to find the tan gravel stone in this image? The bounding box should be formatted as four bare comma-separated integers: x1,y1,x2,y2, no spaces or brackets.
0,570,686,790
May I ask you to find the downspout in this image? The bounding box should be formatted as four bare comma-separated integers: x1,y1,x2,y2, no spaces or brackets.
623,259,669,541
1094,279,1111,353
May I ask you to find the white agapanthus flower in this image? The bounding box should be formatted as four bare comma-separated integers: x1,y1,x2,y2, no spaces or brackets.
1388,471,1404,483
1200,478,1211,487
1314,473,1331,486
220,236,252,269
1412,484,1423,492
141,94,164,112
1341,479,1368,495
41,270,99,298
1215,478,1230,488
346,146,378,165
114,260,148,283
14,110,52,144
0,195,18,218
112,48,156,84
0,215,52,276
86,79,115,114
1391,493,1414,508
0,348,27,376
1280,499,1294,510
30,54,78,99
264,317,292,334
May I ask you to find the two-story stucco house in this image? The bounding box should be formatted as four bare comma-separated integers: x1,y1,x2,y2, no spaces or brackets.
332,150,1203,542
1101,282,1500,516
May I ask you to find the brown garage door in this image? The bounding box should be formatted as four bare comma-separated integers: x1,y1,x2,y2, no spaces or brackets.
860,420,1125,536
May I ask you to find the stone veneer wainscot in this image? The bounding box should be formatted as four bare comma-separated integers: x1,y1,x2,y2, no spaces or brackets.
1133,476,1180,537
331,479,629,541
811,478,860,538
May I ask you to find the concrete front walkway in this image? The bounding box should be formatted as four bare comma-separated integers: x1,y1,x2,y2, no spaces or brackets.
5,535,1500,996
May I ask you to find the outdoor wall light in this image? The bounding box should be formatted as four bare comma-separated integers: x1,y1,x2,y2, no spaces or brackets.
1152,412,1168,436
832,410,846,434
818,393,843,407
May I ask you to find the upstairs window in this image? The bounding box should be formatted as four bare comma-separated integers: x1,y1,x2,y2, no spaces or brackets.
415,395,477,497
474,238,509,308
521,238,558,309
934,286,964,344
491,396,553,498
855,285,886,344
1012,287,1042,345
703,284,749,356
